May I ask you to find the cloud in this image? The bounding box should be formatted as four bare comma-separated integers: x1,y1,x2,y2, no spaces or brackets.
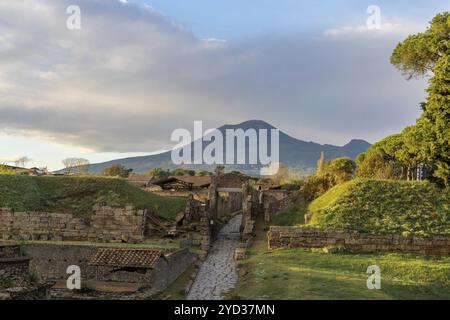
0,0,427,153
324,17,426,38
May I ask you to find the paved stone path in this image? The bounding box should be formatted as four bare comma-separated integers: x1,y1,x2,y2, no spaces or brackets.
187,214,242,300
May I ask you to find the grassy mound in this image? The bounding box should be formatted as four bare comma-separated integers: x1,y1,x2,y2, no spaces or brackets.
0,175,185,219
308,179,450,236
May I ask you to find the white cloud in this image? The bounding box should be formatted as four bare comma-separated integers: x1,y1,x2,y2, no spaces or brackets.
324,18,425,38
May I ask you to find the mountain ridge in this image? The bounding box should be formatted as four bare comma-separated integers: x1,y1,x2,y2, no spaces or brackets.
68,120,371,175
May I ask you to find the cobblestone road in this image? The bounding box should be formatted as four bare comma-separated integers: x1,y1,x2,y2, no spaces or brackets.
187,214,242,300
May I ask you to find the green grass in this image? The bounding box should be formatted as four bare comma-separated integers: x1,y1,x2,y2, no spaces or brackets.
229,217,450,300
308,178,450,236
270,206,306,226
0,175,185,219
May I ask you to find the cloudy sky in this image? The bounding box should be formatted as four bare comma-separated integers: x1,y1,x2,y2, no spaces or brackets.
1,0,449,170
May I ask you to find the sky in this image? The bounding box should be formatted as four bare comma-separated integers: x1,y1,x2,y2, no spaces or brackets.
0,0,449,170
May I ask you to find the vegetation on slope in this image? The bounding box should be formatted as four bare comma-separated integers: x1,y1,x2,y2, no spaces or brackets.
308,179,450,236
0,175,185,219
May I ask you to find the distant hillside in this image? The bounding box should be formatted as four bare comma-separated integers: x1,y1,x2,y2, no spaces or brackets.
0,175,185,219
309,179,450,236
72,120,371,175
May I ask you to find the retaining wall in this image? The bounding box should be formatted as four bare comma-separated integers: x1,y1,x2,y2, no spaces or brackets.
268,226,450,256
0,206,146,243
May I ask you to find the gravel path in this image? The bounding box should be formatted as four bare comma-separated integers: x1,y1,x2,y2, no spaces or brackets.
187,214,242,300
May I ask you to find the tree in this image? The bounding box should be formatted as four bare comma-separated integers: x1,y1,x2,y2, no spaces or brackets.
170,168,195,176
62,158,90,174
14,156,32,168
316,152,326,176
147,167,170,180
356,135,404,180
391,12,450,187
102,164,132,178
327,157,356,183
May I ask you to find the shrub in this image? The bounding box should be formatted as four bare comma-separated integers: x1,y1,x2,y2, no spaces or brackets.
0,165,16,175
326,157,356,183
300,174,336,201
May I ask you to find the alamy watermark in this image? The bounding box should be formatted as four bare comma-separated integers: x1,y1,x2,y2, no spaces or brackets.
367,5,381,30
366,265,381,289
171,121,280,175
66,5,81,30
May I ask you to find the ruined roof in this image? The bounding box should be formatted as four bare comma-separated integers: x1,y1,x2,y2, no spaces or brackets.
89,248,163,269
153,175,212,188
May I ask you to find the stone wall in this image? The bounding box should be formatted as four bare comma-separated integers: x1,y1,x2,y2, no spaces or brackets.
263,191,303,222
26,244,97,281
0,245,31,288
268,227,450,256
217,192,243,217
151,248,196,292
0,206,146,243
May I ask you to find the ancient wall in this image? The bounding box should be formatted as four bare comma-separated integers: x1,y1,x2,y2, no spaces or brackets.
0,206,146,243
150,248,196,293
217,192,243,217
263,191,303,222
0,245,31,288
268,227,450,256
26,244,97,280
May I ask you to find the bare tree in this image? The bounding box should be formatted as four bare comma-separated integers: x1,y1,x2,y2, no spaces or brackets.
62,158,90,174
14,156,32,168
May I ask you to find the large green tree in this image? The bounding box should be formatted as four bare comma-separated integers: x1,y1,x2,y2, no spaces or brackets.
391,12,450,187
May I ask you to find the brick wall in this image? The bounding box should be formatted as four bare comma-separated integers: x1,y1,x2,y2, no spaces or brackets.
0,206,146,243
268,226,450,256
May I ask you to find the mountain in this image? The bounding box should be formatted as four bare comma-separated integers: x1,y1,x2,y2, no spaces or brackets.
77,120,371,175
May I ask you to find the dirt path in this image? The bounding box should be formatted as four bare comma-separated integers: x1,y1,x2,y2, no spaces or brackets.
187,214,242,300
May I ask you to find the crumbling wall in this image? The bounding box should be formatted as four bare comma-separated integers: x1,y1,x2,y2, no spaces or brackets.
263,191,303,222
268,227,450,256
25,244,97,281
0,206,146,243
0,245,31,287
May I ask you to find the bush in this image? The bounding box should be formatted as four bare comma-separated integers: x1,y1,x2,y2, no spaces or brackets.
300,174,336,201
102,164,132,178
326,157,356,183
0,165,16,175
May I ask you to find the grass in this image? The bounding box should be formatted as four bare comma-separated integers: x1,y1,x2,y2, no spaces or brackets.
0,175,185,219
270,206,306,226
229,216,450,300
308,178,450,236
